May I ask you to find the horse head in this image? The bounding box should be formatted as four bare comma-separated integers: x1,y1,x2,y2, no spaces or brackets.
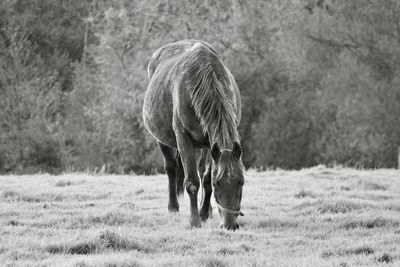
211,141,244,230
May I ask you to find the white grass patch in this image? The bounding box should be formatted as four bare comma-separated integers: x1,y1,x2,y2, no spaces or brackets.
0,167,399,266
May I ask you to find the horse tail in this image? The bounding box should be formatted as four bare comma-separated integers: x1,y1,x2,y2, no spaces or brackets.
175,151,185,197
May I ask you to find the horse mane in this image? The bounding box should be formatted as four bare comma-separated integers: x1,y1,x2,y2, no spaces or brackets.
182,43,240,149
215,150,244,181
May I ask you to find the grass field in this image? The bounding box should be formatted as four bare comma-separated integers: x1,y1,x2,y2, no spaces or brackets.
1,166,399,266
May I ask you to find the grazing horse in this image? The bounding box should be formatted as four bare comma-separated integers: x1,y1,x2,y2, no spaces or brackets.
143,40,244,230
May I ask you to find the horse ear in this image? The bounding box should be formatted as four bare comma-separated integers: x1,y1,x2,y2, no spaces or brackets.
211,143,220,162
232,141,242,159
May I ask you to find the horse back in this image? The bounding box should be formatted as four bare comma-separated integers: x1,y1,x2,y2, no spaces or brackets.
148,40,219,80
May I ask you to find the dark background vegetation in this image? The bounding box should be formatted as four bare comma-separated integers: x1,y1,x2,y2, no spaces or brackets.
1,0,400,174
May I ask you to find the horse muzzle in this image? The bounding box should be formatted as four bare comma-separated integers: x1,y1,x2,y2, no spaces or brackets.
220,222,239,230
216,201,243,231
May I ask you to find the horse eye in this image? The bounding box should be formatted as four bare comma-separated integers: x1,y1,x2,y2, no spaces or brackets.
239,180,244,186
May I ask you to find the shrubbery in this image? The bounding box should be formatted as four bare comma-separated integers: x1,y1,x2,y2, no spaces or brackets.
1,0,399,173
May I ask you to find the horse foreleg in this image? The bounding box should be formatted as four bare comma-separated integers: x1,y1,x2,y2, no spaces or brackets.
200,163,212,221
158,142,179,212
175,131,201,227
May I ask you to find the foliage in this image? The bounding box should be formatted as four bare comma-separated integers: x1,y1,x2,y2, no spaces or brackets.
0,22,63,173
1,0,399,173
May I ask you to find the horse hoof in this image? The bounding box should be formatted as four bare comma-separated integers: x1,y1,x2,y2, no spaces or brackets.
190,216,202,228
200,212,209,222
168,207,179,213
168,202,179,212
190,223,202,228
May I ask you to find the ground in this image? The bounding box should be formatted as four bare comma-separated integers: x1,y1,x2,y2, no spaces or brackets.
0,166,399,266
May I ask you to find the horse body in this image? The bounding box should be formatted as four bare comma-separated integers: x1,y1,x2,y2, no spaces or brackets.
144,40,241,148
143,40,244,229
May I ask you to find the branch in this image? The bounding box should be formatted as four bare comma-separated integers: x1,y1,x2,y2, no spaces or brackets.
108,45,128,75
304,34,359,50
305,33,372,65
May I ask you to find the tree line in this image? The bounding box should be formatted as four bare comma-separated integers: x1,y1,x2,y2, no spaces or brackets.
1,0,399,174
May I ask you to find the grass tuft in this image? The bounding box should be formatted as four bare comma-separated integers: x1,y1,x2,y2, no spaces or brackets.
104,262,142,267
293,199,372,215
46,242,97,255
320,251,334,258
294,190,316,198
217,248,236,255
69,211,137,228
317,200,370,214
356,180,387,191
91,212,129,226
74,261,89,267
135,189,144,195
2,190,41,203
341,217,399,229
240,244,255,252
321,246,374,258
98,230,148,252
68,242,98,255
255,217,299,229
198,257,227,267
343,246,374,256
2,190,19,199
6,220,21,226
376,253,393,263
2,190,65,203
56,180,74,187
46,230,151,255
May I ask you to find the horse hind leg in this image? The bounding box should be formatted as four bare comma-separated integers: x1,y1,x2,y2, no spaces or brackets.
158,142,179,212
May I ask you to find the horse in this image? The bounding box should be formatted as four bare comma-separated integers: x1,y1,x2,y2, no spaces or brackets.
142,40,244,230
